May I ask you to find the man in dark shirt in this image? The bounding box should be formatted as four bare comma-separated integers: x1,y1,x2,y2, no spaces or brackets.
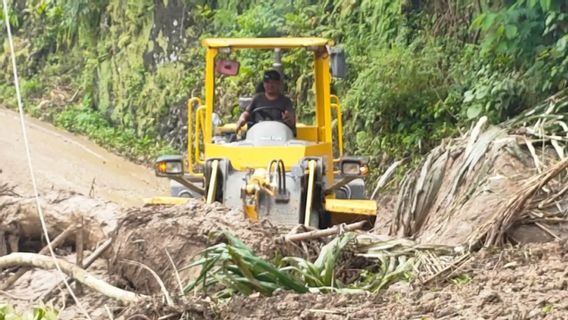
236,70,296,132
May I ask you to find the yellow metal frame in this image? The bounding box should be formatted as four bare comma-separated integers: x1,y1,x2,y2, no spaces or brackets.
324,199,377,216
177,37,379,225
186,98,204,177
304,160,316,226
201,37,333,49
205,48,217,144
143,196,189,205
194,106,206,165
183,38,340,186
206,159,219,204
205,143,333,171
330,95,344,159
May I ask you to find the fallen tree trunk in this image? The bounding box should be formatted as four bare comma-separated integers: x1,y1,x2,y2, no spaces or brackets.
0,252,142,303
0,185,122,250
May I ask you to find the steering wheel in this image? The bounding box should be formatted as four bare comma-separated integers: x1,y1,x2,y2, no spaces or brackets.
250,106,284,122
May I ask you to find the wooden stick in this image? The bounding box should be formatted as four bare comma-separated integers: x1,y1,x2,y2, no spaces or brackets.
1,225,76,290
0,252,141,303
75,217,84,295
41,238,113,301
0,231,7,257
421,253,471,285
7,234,18,253
283,221,367,242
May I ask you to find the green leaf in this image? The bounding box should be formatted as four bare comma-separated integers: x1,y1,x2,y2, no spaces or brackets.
545,12,556,26
464,90,475,103
557,36,567,52
542,303,554,314
482,13,497,31
471,13,486,29
505,25,518,40
467,105,483,119
540,0,552,11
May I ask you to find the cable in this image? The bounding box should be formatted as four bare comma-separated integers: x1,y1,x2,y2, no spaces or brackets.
2,1,93,319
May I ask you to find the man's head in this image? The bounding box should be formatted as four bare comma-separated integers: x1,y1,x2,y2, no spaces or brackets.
262,70,282,96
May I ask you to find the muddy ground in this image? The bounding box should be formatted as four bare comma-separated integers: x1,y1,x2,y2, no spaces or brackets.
3,186,568,320
218,241,568,320
0,108,168,207
1,108,568,319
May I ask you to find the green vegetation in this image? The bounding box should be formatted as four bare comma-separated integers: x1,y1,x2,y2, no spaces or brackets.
53,97,177,161
1,0,567,172
184,232,413,298
184,231,459,299
0,304,58,320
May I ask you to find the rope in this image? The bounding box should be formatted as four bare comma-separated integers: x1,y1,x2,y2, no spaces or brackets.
2,1,93,318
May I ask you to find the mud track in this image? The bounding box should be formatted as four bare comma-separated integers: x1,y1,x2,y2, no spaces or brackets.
0,108,168,206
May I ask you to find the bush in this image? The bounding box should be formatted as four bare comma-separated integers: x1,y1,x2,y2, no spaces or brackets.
343,40,458,162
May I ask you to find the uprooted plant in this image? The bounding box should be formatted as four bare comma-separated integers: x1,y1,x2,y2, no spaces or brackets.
182,231,464,299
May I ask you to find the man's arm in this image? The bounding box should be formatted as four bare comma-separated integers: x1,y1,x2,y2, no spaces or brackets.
236,111,250,131
236,95,258,130
282,98,296,128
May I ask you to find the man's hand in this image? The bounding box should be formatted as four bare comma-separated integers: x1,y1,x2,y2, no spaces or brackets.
282,110,295,127
236,111,250,131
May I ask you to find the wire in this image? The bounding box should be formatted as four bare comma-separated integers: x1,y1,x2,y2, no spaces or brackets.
2,1,93,319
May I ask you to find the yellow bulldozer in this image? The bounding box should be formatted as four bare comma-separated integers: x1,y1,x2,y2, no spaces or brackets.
150,37,377,228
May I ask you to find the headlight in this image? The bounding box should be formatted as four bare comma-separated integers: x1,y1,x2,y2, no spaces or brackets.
155,155,184,177
339,157,369,177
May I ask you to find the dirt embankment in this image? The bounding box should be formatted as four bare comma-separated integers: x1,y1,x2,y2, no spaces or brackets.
110,200,295,294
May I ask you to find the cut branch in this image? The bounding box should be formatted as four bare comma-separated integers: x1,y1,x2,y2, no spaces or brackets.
1,224,76,290
0,252,142,303
284,221,367,242
41,238,113,301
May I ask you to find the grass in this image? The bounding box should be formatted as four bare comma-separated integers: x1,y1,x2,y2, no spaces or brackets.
53,103,177,163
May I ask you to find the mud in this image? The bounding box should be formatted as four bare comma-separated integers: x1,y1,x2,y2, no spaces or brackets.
216,241,568,320
0,182,121,250
2,108,568,319
110,200,299,294
2,251,119,320
0,108,168,207
2,185,568,319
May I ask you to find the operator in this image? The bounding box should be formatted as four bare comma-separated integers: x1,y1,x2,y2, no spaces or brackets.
236,70,296,134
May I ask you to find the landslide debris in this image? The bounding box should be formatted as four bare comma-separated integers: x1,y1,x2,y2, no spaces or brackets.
380,98,568,248
109,200,295,294
216,241,568,320
0,182,122,251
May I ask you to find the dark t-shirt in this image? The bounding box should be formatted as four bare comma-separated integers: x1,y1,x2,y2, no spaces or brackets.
246,93,294,124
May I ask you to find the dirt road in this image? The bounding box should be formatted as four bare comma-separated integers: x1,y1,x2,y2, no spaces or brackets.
0,108,168,206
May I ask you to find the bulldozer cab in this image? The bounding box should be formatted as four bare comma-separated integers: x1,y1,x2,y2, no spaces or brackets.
152,37,377,229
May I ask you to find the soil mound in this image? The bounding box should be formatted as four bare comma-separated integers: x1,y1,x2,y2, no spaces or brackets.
110,200,292,294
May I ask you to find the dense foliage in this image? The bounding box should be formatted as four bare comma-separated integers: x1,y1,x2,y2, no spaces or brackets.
1,0,567,173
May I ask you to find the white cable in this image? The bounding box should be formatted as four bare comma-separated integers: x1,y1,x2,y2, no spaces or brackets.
2,1,93,319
